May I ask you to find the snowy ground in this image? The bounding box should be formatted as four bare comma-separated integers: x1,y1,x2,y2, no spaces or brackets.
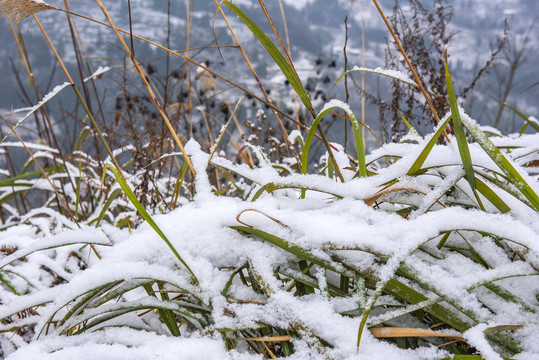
1,120,539,359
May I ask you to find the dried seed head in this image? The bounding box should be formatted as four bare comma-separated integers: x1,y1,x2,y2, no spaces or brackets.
0,0,58,23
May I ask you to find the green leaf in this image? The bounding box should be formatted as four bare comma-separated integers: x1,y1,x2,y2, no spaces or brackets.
94,187,123,227
335,67,419,88
475,178,511,213
499,101,539,133
302,101,365,180
105,164,198,284
461,116,539,211
394,106,421,138
445,57,476,190
407,115,452,175
223,1,312,110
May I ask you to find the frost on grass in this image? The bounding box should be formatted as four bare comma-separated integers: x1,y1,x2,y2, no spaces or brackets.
1,118,539,359
350,66,418,87
83,66,111,83
0,82,70,144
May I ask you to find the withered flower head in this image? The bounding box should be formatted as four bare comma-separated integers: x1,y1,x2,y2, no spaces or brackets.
0,0,59,23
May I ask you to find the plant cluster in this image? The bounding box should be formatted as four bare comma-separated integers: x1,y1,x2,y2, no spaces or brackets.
0,1,538,359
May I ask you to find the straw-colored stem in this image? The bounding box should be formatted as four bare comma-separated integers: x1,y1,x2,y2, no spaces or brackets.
214,0,300,166
371,0,450,142
0,116,78,227
32,15,124,178
8,16,83,218
94,0,196,177
257,0,344,182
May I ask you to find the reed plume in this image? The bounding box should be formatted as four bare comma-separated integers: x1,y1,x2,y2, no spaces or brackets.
0,0,59,23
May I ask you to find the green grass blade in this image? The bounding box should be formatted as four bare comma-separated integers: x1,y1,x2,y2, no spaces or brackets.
231,225,350,275
475,178,511,213
334,67,419,88
105,164,199,284
232,226,473,333
394,105,421,138
0,165,64,187
94,187,122,227
445,57,476,189
0,272,20,295
407,115,452,175
223,1,312,110
251,182,343,202
143,283,181,336
498,101,539,132
302,100,365,179
461,117,539,211
0,82,71,145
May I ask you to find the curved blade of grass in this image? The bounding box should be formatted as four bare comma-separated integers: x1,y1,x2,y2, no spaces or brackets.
0,237,112,269
0,273,20,295
445,54,476,190
498,101,539,132
460,115,539,211
407,114,452,175
231,225,351,276
142,283,179,336
302,100,365,183
251,182,343,201
477,172,534,210
231,226,472,333
93,187,122,227
0,166,62,186
223,1,312,110
335,66,419,88
105,163,198,284
393,105,420,138
0,82,71,145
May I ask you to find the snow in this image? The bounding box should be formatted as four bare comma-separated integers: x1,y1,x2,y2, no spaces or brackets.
463,324,503,360
2,114,539,358
5,328,248,360
0,82,71,144
350,66,418,87
83,66,111,83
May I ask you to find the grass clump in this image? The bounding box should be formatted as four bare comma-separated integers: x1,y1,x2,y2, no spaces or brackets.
0,1,538,359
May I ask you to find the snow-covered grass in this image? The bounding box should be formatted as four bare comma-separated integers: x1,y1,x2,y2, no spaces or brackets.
1,115,538,359
1,1,539,359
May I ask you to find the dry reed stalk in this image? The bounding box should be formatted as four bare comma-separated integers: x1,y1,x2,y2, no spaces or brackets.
31,14,125,179
213,0,300,166
359,0,366,143
0,114,79,226
257,0,345,181
94,0,196,177
276,0,301,126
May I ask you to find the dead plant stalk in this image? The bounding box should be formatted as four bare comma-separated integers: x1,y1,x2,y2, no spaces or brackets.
94,0,196,177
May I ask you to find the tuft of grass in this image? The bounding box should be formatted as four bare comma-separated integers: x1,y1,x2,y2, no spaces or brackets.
0,1,538,359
